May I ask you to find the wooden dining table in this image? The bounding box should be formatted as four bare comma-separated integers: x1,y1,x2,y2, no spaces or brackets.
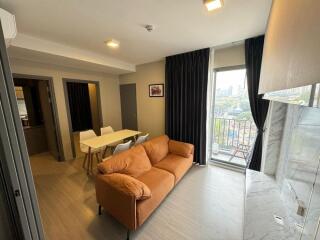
80,129,141,175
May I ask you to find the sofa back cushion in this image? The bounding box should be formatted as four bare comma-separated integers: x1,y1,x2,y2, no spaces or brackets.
97,145,152,178
168,140,194,158
142,135,169,165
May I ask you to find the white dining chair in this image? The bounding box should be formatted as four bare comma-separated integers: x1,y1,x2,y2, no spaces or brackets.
100,126,122,157
134,133,149,146
100,126,114,135
103,140,132,161
80,130,101,172
113,140,132,155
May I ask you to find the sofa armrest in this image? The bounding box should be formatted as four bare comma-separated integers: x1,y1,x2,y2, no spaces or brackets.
168,140,194,158
96,173,150,230
102,173,151,200
97,145,152,178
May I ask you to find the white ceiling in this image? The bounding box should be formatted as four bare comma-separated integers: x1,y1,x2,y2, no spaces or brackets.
1,0,272,66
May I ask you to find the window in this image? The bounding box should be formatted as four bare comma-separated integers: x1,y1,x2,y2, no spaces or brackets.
212,68,256,167
214,68,252,121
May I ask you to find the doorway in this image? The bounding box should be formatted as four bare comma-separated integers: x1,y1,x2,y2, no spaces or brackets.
120,84,138,130
63,79,102,159
13,75,63,161
211,67,256,168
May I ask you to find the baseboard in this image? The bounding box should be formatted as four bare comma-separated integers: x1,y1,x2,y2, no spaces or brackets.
209,161,245,173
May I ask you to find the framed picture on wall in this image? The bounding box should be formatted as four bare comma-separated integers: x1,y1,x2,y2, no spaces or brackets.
149,84,164,97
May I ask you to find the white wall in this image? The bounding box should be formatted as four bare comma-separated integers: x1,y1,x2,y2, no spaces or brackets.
9,58,122,160
119,61,165,138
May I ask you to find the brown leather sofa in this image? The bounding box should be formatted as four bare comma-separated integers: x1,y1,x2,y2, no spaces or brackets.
95,135,194,238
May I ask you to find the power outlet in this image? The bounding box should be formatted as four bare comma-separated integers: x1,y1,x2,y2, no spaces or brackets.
297,200,306,217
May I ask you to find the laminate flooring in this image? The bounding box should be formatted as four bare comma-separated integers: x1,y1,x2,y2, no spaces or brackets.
30,153,244,240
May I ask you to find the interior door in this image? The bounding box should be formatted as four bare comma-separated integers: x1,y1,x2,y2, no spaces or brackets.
120,84,138,130
38,81,60,160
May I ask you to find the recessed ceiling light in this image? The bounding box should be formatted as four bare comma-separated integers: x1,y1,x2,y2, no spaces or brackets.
204,0,223,11
105,39,120,49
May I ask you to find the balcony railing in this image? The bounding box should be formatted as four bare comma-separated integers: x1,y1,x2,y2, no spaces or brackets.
212,118,257,161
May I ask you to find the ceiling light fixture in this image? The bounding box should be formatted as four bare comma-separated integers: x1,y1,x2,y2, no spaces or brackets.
105,39,120,49
204,0,223,11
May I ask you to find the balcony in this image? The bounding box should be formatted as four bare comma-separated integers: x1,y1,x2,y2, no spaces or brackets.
211,118,257,167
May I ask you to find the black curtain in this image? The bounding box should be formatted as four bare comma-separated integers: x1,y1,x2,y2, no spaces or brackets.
165,48,210,165
245,35,269,171
67,82,93,132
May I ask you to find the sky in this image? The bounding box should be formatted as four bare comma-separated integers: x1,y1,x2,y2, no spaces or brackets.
215,69,247,90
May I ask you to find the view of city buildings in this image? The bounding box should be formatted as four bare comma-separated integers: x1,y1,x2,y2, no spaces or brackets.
264,85,313,106
212,69,256,166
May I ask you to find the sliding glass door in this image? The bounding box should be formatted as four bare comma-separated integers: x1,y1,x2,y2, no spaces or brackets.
211,67,256,168
0,22,44,239
0,142,24,239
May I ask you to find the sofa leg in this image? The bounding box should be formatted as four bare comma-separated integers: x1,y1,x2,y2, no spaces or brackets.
126,230,130,240
98,205,102,215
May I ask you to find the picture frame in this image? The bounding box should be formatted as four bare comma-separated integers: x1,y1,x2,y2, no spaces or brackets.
149,84,164,97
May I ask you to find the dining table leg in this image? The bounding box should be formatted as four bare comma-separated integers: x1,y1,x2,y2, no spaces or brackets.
82,153,87,169
87,147,92,175
90,153,94,174
95,153,100,164
102,146,108,159
101,150,103,161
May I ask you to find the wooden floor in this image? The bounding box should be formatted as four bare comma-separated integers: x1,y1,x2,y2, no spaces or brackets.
30,152,244,240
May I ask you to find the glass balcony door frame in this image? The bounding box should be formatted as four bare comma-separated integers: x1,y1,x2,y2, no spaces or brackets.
210,65,254,169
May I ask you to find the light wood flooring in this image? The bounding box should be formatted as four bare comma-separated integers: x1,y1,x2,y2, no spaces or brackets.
30,152,244,240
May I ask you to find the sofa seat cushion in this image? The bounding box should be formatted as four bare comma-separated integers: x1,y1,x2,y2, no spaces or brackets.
154,154,193,183
136,167,174,227
142,135,169,165
97,145,152,178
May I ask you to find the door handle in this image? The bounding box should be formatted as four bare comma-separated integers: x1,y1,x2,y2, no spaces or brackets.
14,189,21,197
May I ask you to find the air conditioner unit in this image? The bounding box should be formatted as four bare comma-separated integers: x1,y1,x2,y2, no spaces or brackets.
0,8,17,47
